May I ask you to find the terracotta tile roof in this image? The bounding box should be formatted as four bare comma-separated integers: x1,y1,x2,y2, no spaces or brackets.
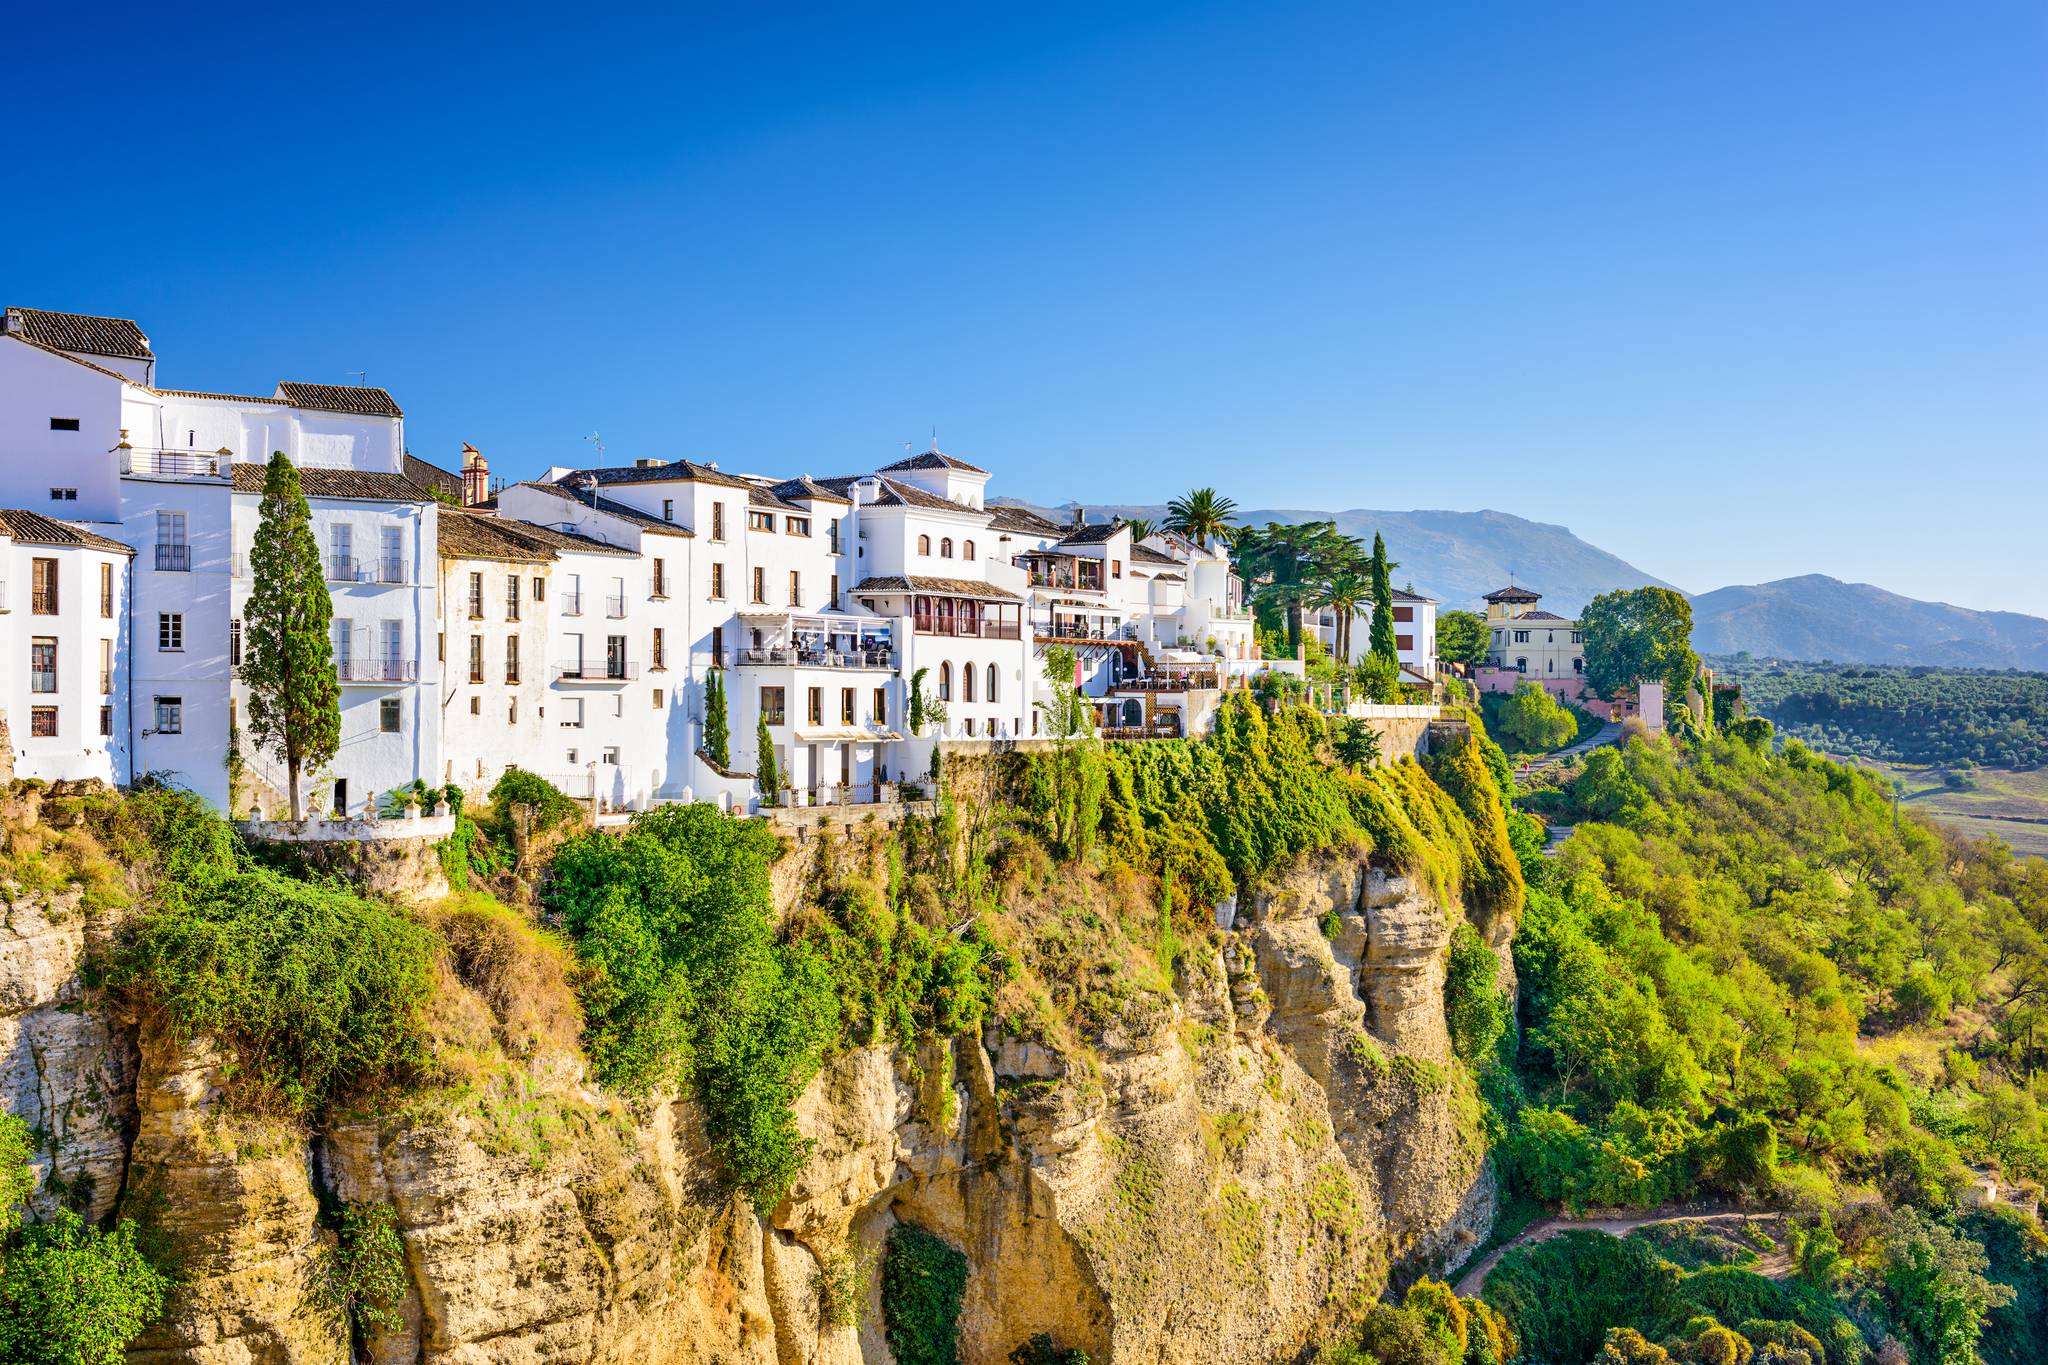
498,518,638,557
1483,585,1541,603
156,387,284,405
1520,610,1574,623
878,450,989,476
1130,544,1180,566
274,382,404,418
3,307,151,359
0,510,133,555
986,503,1065,536
853,574,1022,601
521,479,694,538
815,474,987,518
436,510,557,562
1391,587,1437,604
578,461,754,491
1055,522,1124,546
403,453,463,501
230,464,432,502
770,475,851,505
746,483,801,511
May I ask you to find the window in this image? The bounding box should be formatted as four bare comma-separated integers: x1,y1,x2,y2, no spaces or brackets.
829,573,839,611
1573,657,1584,673
155,512,190,572
788,570,801,606
986,663,998,702
470,696,480,715
563,573,582,615
382,620,401,672
940,537,953,558
330,523,352,580
506,574,521,620
807,687,823,725
30,707,57,738
1393,606,1414,624
99,562,113,617
1513,630,1529,644
30,638,56,692
841,687,856,724
874,688,887,725
505,636,520,683
651,627,666,670
1395,634,1414,652
760,686,786,726
381,525,402,582
562,698,585,728
1111,558,1121,578
99,639,112,694
468,635,484,683
509,699,519,723
602,746,619,766
786,515,810,537
748,509,775,532
1515,657,1528,674
964,718,977,737
963,539,975,560
710,563,726,599
49,488,77,502
335,619,354,672
608,576,626,617
711,625,725,663
380,698,401,733
31,558,57,614
962,664,976,703
534,576,546,602
828,520,839,553
652,689,664,709
751,566,766,603
158,613,184,651
651,558,668,598
565,748,578,764
1570,630,1583,645
468,572,485,619
711,502,726,540
153,697,183,735
49,418,80,432
938,662,952,701
662,498,674,522
99,705,112,737
605,634,627,678
918,534,931,555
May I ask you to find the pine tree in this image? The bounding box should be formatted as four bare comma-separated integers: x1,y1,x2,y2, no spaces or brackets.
704,669,731,768
1368,532,1398,666
755,712,780,805
240,451,339,818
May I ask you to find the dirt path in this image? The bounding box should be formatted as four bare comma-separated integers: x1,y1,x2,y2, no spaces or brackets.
1515,721,1624,783
1452,1207,1789,1297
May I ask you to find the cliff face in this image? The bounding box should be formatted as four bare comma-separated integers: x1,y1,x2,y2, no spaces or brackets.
2,839,1502,1365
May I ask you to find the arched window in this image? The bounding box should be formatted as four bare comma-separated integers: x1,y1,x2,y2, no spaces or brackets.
938,661,952,700
986,663,998,702
940,537,953,558
918,534,931,555
1516,657,1528,674
963,539,975,560
962,664,976,702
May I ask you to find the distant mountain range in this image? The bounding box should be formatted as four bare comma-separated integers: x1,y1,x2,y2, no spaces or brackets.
1692,576,2048,672
1008,499,2048,671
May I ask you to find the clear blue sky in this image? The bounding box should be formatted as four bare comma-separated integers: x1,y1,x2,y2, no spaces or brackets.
7,2,2043,612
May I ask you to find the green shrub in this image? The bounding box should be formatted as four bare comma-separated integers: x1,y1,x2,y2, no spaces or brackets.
882,1223,968,1365
487,769,582,834
320,1200,409,1337
1445,921,1509,1065
1009,1334,1090,1365
0,1209,171,1365
107,864,436,1115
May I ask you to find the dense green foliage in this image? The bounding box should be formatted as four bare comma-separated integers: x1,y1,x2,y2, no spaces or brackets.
0,1115,170,1365
1580,587,1699,701
1368,532,1399,665
321,1200,410,1338
1710,658,2048,770
1009,1335,1092,1365
239,449,340,817
105,790,437,1115
882,1223,969,1365
1439,610,1492,666
545,805,835,1205
1324,1276,1516,1365
489,769,583,833
757,712,782,802
1488,681,1580,752
704,668,732,768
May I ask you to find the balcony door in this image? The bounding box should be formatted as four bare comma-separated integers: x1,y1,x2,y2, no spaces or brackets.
606,635,626,679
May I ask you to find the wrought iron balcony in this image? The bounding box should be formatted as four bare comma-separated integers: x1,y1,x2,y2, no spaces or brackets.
555,660,639,682
155,544,191,572
336,657,418,683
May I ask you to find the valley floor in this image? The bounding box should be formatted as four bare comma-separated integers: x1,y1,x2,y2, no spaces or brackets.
1845,758,2048,857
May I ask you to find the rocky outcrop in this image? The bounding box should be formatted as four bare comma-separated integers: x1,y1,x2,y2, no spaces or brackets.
1,831,1506,1364
0,886,136,1223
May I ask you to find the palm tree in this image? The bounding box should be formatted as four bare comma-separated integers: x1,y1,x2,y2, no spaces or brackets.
1120,517,1157,542
1165,488,1238,549
1234,521,1363,656
1313,570,1371,665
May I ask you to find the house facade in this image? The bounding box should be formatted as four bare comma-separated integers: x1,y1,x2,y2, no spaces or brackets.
0,306,1278,815
1477,585,1586,699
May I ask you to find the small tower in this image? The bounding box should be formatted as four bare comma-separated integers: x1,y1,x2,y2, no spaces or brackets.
461,443,489,507
1482,583,1541,625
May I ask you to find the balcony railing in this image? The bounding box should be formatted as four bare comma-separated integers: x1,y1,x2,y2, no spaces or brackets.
555,660,639,682
123,447,228,478
911,614,1023,640
330,557,407,584
31,590,55,614
155,544,191,572
605,594,627,618
336,658,417,683
30,670,56,694
562,594,583,616
738,646,896,670
1033,618,1136,643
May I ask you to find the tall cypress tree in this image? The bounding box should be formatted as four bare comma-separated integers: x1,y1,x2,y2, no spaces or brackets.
240,451,339,818
1368,532,1398,666
755,712,781,805
704,669,731,767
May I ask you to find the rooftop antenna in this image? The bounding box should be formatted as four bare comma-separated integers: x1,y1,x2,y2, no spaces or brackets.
346,369,369,386
584,432,606,463
929,426,939,453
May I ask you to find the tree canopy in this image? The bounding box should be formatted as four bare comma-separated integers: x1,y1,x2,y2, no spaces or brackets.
1580,586,1699,700
240,450,340,817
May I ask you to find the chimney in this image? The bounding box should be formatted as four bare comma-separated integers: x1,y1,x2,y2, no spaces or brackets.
461,443,489,506
634,458,666,469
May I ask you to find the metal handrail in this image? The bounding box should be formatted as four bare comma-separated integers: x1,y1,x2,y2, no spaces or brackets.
155,544,191,572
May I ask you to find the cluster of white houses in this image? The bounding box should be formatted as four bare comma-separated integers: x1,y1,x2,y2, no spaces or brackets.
0,306,1459,816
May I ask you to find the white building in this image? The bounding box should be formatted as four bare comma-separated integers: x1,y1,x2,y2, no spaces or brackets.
1313,586,1441,683
0,511,132,784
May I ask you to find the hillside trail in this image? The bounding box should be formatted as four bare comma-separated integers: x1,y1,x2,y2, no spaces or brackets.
1452,1207,1792,1297
1513,721,1623,855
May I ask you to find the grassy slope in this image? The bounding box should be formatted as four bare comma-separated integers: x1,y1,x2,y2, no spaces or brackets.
1847,757,2048,858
